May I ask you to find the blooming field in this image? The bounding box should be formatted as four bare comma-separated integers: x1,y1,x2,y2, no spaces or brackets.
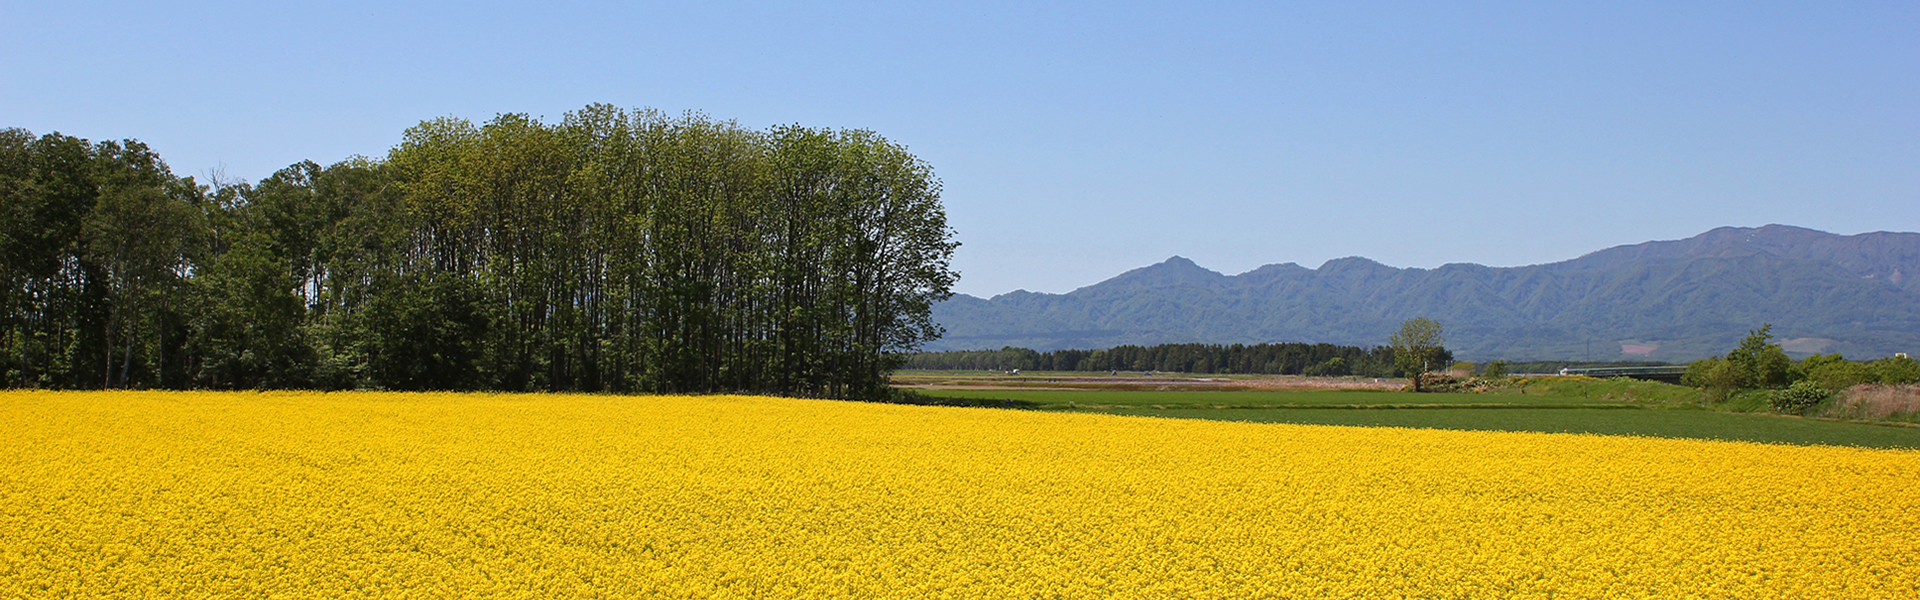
3,391,1917,598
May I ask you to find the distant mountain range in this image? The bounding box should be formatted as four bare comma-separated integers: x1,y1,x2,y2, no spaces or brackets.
928,225,1920,361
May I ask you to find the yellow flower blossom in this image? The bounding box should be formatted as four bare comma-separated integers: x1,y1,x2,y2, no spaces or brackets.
1,390,1915,598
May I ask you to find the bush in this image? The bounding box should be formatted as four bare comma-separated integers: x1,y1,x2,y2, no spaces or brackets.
1726,325,1792,389
1481,360,1509,379
1684,357,1741,402
1868,355,1920,385
1798,354,1873,390
1768,380,1832,415
1304,357,1350,377
1686,326,1795,402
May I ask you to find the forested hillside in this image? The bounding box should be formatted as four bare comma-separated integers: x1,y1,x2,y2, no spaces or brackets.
0,106,957,398
930,226,1920,360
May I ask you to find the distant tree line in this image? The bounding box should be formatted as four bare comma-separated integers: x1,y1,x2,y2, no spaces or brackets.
904,342,1448,377
0,106,957,399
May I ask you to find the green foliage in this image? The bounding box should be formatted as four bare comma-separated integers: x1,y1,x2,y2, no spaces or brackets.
1721,350,1919,403
1868,355,1920,385
1685,325,1794,401
0,129,204,389
1796,354,1873,390
1481,360,1509,379
1768,380,1832,415
1683,356,1739,401
185,232,312,388
0,110,959,399
1727,325,1793,390
1390,317,1446,391
362,273,492,391
1303,357,1351,377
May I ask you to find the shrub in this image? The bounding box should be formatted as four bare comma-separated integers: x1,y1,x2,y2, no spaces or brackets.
1868,355,1920,385
1768,380,1832,415
1304,357,1350,377
1726,325,1792,390
1798,354,1874,390
1687,326,1795,402
1684,356,1741,402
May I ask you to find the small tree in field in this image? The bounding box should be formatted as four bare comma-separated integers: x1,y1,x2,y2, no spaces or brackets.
1726,324,1792,390
1391,317,1446,392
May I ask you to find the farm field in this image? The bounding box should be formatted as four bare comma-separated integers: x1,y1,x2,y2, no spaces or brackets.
5,390,1919,598
905,373,1920,449
917,388,1625,408
892,369,1403,392
1152,407,1920,449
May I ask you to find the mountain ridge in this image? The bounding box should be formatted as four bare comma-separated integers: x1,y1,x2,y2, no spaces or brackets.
929,225,1920,360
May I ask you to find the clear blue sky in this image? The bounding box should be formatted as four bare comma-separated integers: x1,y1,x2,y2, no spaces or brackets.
6,1,1914,297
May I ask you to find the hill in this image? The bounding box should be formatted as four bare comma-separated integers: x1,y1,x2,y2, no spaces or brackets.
929,225,1920,360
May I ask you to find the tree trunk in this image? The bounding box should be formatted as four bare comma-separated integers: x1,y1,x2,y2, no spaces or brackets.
102,318,115,389
120,327,134,389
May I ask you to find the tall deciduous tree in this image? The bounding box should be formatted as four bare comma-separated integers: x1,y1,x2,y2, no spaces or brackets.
83,141,204,389
1391,317,1446,391
1,108,959,399
1725,324,1792,390
2,130,110,388
2,131,204,390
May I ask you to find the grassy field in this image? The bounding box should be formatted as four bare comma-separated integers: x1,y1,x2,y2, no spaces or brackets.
5,391,1918,597
921,388,1629,408
901,373,1920,449
1150,408,1920,449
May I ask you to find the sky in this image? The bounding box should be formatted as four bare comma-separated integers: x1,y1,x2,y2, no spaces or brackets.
5,1,1915,298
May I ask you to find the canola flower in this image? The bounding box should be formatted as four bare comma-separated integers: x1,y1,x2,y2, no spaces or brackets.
2,390,1917,598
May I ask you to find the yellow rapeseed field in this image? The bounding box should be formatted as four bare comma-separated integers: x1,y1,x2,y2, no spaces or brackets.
2,391,1917,598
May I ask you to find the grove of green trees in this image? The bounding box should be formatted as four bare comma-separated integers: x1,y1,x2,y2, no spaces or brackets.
1,106,958,399
1683,325,1920,412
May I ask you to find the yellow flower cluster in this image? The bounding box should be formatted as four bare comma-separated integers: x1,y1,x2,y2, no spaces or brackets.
2,390,1916,598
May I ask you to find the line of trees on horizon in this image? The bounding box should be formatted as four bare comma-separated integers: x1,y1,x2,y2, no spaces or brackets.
903,342,1452,377
1,106,958,399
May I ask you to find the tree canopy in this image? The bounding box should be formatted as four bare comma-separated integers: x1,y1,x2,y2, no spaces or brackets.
1390,317,1447,391
1,106,958,399
1682,324,1918,406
